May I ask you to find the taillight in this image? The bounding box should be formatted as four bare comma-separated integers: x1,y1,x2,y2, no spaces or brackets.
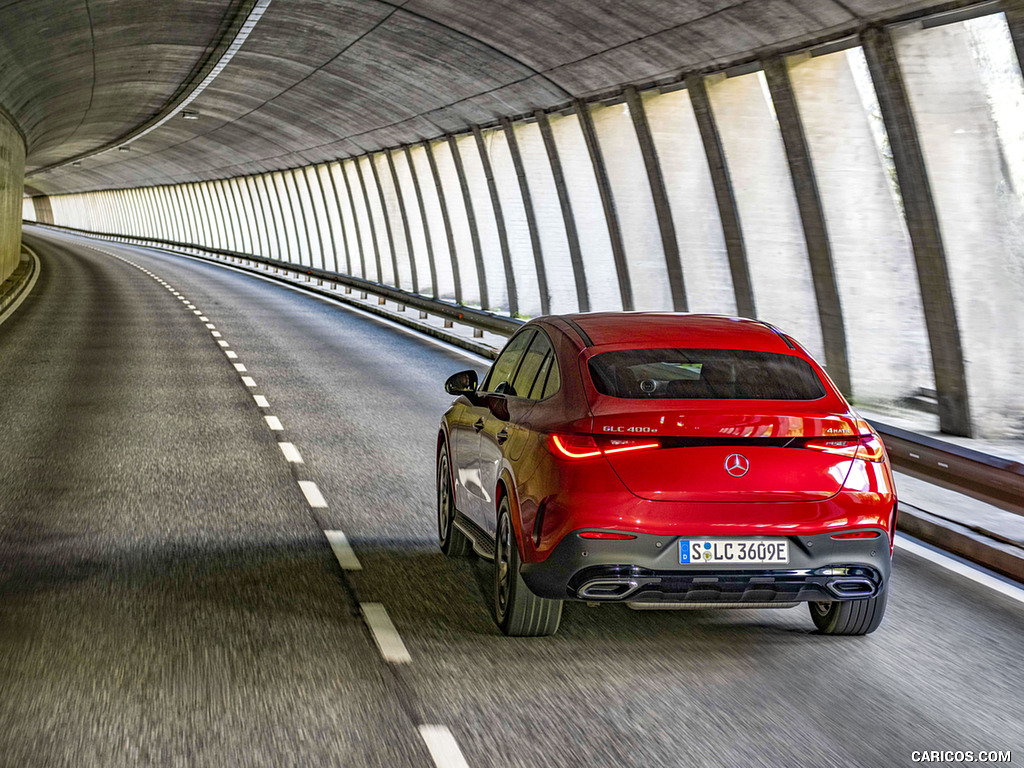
548,434,602,459
804,434,886,462
831,531,881,539
603,438,660,455
547,434,660,460
578,531,637,540
854,434,886,462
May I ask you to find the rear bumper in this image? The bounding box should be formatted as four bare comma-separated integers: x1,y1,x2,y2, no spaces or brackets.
519,530,892,603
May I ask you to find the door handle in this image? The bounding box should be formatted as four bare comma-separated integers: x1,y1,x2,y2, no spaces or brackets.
496,428,509,445
473,418,485,432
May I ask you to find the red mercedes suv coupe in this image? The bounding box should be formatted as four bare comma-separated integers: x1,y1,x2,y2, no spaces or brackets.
436,313,896,637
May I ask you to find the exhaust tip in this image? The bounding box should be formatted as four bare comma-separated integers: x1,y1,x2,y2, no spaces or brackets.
826,578,876,598
578,579,639,600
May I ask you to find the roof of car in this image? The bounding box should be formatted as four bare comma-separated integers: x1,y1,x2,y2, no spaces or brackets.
551,312,799,352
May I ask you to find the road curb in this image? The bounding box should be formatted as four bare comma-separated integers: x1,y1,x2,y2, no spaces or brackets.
0,245,39,323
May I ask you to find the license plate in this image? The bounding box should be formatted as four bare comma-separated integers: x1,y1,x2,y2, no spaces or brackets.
680,539,789,565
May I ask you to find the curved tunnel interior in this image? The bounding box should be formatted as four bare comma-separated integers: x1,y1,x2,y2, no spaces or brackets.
2,1,1024,767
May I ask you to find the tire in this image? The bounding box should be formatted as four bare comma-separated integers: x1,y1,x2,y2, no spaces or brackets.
437,446,470,557
493,496,563,636
809,585,888,636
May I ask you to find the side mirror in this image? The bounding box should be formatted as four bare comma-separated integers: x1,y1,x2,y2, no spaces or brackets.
445,369,479,396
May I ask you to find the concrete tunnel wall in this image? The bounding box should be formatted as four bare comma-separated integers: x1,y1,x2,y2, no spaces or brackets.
1,111,25,284
24,10,1024,441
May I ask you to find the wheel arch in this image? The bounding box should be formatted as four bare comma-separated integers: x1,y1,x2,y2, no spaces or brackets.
496,470,527,555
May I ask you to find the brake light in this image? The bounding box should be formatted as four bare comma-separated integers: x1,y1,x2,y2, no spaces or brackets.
548,434,660,460
855,434,886,462
549,434,603,459
804,435,886,462
831,531,880,539
578,531,637,540
603,438,660,455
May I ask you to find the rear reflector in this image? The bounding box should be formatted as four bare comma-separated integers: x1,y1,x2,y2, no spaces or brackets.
548,434,659,460
831,531,881,539
578,531,637,540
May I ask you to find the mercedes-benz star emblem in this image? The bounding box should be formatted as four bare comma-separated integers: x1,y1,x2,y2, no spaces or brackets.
725,453,749,477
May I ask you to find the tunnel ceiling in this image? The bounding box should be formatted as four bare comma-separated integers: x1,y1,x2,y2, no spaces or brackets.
5,0,976,196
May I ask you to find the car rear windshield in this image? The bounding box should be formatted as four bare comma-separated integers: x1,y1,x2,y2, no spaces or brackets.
587,348,827,400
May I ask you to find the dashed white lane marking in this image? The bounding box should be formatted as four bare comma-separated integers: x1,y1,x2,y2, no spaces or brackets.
360,603,411,664
193,310,203,315
324,530,361,570
218,340,230,347
418,725,470,768
298,480,328,508
233,363,247,372
226,350,238,359
897,534,1024,607
264,415,283,431
200,316,209,322
212,331,222,338
241,376,256,387
253,395,270,408
186,304,196,309
278,441,304,464
205,323,216,329
158,249,491,366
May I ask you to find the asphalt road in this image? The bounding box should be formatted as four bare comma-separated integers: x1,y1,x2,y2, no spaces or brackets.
2,226,1021,768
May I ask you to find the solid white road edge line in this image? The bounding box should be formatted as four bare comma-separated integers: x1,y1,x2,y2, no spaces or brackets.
297,480,328,508
360,603,411,663
896,533,1024,607
278,441,304,464
418,725,470,768
324,530,361,570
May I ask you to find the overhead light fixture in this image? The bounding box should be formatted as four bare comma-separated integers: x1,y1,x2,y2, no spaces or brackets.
118,146,131,152
181,110,200,120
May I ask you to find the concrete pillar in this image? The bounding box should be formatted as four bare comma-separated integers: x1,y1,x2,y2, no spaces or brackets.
624,86,687,311
787,49,931,409
32,196,54,225
862,26,973,437
763,55,852,396
705,71,826,363
889,18,1024,437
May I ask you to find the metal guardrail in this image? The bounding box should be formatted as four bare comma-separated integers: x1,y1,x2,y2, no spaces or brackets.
871,421,1024,518
29,223,522,339
29,222,1024,526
